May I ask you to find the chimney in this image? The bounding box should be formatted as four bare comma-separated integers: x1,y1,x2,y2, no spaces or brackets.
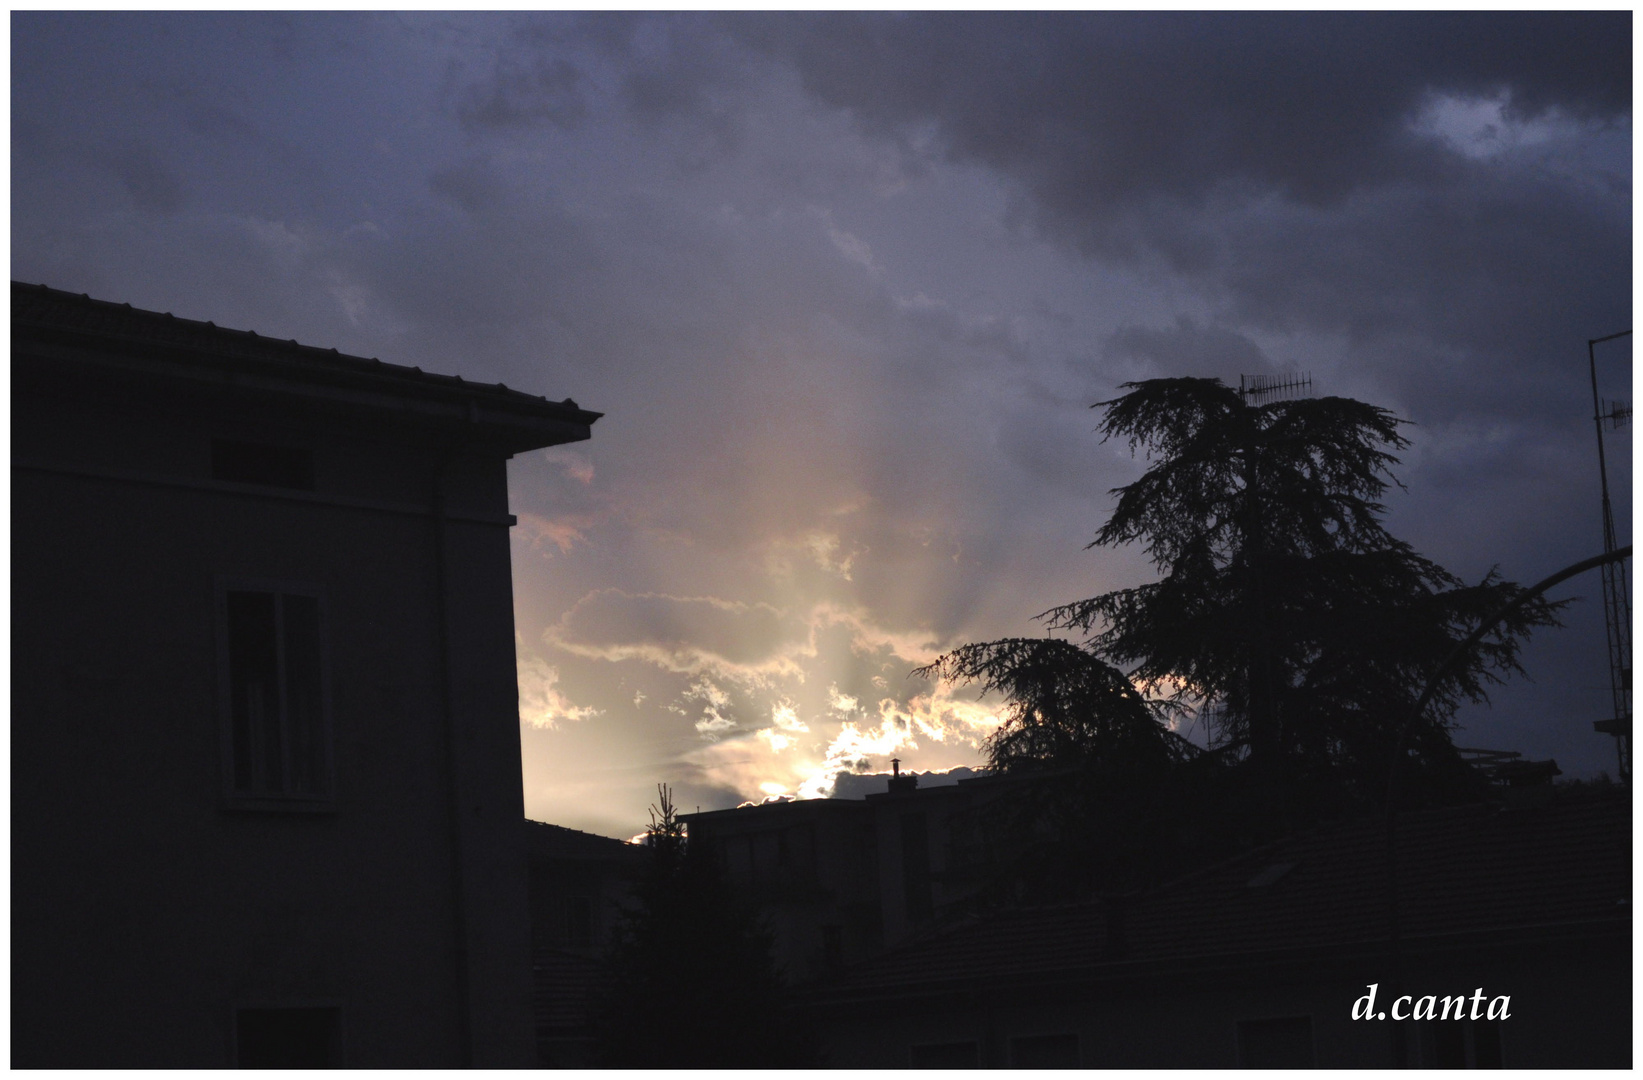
888,757,919,795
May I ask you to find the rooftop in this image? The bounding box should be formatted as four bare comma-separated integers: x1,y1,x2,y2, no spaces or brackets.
804,790,1631,1001
524,820,642,862
13,281,601,454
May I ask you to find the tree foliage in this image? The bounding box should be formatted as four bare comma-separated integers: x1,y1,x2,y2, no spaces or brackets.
915,638,1194,774
931,377,1562,796
592,786,814,1068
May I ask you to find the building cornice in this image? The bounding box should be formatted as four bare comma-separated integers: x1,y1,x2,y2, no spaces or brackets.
12,282,602,454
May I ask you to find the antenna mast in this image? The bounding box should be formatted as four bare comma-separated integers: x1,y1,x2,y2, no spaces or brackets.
1587,331,1631,783
1238,372,1313,405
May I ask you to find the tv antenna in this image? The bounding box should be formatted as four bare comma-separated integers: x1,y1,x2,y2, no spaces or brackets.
1587,330,1631,783
1238,372,1313,405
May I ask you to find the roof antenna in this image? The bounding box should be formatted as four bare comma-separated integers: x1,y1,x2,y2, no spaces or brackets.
1587,330,1632,783
1238,371,1313,405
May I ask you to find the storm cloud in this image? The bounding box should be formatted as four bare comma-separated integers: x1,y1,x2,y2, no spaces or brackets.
12,13,1630,835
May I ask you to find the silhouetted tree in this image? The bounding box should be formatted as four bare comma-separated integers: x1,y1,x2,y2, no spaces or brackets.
1058,378,1559,787
922,379,1563,899
917,637,1194,773
592,786,814,1068
930,378,1561,796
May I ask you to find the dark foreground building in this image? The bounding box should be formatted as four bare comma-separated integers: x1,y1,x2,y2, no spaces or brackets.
795,790,1631,1068
523,820,644,1065
681,768,1047,982
12,283,600,1067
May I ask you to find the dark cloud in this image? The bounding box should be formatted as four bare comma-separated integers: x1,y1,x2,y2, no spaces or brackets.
715,12,1629,439
106,146,188,214
1102,317,1275,384
730,12,1629,215
447,18,595,132
427,155,506,214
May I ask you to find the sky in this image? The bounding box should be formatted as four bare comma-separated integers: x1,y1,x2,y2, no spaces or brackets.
11,12,1632,839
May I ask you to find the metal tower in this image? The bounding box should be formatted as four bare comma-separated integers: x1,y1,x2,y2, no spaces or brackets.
1587,331,1631,783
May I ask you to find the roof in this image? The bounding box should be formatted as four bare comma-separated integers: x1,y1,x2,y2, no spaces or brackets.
804,791,1630,1002
12,282,601,454
524,820,643,862
682,796,870,830
681,769,1035,828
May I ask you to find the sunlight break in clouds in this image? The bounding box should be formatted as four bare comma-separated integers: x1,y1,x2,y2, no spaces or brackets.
516,511,599,556
517,647,601,729
683,672,1006,805
688,677,737,739
547,590,813,681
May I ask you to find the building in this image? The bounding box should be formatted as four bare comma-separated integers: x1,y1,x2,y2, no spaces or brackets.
523,820,645,1065
681,766,1049,981
794,789,1631,1068
12,282,600,1066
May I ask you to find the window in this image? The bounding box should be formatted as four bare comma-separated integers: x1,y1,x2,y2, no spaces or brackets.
782,823,818,884
236,1006,340,1067
566,895,593,950
1237,1016,1315,1068
724,834,753,885
1011,1033,1079,1068
212,439,315,490
1430,1016,1503,1068
901,813,933,924
221,586,331,803
821,925,844,970
729,825,819,891
909,1041,978,1068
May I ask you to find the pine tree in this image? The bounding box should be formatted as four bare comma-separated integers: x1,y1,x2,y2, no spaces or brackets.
592,786,814,1067
931,378,1561,797
919,378,1564,898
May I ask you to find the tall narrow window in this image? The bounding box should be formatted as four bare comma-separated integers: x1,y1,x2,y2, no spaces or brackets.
821,925,844,970
901,813,933,924
236,1007,340,1067
1011,1034,1080,1068
1237,1017,1314,1068
225,588,330,801
910,1041,978,1068
567,895,593,950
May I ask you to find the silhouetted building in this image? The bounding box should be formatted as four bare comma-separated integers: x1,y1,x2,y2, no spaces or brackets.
681,768,1045,981
12,283,600,1067
796,792,1631,1068
684,796,877,981
523,820,644,1065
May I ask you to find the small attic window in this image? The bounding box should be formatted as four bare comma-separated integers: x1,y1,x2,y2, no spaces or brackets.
213,439,314,490
1245,860,1298,888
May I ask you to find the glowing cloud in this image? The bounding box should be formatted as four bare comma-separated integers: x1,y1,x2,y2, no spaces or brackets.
517,511,598,556
547,589,814,679
517,649,601,729
686,677,738,740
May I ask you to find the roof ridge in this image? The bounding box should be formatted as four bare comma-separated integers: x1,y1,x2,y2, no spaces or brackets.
12,280,602,421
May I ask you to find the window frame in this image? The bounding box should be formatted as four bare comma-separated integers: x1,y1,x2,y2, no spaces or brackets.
215,577,336,812
1009,1032,1080,1068
1235,1014,1316,1068
232,1001,345,1067
909,1040,979,1068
